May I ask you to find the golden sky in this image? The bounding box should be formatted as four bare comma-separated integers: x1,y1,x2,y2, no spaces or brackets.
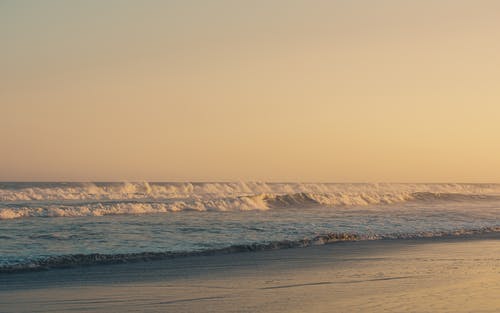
1,0,500,182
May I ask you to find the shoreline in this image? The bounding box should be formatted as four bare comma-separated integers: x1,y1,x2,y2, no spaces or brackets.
1,233,499,312
1,228,499,274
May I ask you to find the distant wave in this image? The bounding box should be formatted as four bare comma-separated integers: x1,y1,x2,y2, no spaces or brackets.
0,192,500,220
1,227,499,273
2,192,500,220
2,182,500,201
2,183,500,220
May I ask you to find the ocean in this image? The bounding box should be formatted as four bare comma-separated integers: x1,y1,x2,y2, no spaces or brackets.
1,182,499,272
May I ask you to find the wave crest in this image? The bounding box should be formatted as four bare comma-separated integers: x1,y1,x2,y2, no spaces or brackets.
1,182,500,201
2,183,500,219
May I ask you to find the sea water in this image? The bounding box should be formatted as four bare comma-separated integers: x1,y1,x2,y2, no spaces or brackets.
0,182,499,271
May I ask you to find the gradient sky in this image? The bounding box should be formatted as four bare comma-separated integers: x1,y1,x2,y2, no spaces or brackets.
1,0,500,182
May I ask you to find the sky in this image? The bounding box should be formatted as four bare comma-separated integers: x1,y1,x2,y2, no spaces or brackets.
1,0,500,182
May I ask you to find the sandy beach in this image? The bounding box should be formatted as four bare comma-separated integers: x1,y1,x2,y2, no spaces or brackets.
1,234,499,313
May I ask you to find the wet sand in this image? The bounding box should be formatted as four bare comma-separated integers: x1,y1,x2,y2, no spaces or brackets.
1,234,499,313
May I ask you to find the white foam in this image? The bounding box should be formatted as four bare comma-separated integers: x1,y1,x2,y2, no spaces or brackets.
1,182,500,201
1,182,500,219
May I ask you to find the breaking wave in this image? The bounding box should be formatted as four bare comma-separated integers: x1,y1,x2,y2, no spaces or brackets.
2,227,499,273
2,182,500,202
1,182,500,219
